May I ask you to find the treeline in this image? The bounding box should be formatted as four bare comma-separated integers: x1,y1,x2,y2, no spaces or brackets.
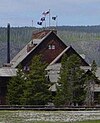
0,26,100,43
0,26,100,66
0,27,37,43
58,30,100,42
57,25,100,33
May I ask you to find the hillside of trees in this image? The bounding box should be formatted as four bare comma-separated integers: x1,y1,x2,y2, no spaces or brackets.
0,26,100,66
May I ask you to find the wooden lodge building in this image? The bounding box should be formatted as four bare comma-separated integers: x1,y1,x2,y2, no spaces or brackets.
0,29,100,105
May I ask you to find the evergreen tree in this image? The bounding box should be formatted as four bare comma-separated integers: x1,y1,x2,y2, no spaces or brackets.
91,60,97,75
85,60,97,106
23,55,51,105
54,54,86,106
6,65,26,105
54,54,72,106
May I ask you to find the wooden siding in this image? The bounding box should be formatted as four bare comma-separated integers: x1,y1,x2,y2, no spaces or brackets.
21,31,67,66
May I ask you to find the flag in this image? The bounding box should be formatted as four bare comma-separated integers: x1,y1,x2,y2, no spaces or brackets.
37,22,42,25
42,10,50,16
41,17,45,21
46,11,49,14
52,16,57,20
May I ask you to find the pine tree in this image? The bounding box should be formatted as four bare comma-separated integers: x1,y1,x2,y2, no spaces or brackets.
6,65,26,105
54,54,86,106
91,60,97,75
85,60,97,106
23,55,51,105
53,54,72,106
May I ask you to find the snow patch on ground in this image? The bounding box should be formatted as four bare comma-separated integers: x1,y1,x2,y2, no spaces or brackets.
18,111,100,122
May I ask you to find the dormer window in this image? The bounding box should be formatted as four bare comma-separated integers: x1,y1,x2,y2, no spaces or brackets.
31,41,33,45
24,66,30,71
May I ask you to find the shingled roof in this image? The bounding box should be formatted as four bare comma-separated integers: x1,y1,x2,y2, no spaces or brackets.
10,31,52,68
10,38,43,68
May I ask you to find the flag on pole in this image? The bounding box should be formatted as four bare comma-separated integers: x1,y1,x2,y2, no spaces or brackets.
42,9,50,27
42,10,50,16
52,16,58,27
37,21,42,25
52,16,57,20
41,17,45,21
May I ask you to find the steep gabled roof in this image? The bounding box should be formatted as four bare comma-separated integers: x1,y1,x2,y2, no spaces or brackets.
10,38,43,68
50,46,70,65
81,66,100,80
50,46,89,66
10,30,67,68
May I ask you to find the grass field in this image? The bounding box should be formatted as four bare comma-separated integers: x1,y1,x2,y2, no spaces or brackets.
36,121,100,123
0,110,100,123
0,120,100,123
34,121,100,123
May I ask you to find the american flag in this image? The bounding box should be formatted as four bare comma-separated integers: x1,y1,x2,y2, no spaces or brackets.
42,10,50,16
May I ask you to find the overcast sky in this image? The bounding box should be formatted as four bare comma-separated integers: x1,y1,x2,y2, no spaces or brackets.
0,0,100,27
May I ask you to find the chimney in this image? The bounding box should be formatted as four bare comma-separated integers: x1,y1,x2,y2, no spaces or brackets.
7,23,10,63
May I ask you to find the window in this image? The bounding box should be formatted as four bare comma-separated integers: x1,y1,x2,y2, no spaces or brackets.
24,66,30,71
52,45,55,49
48,45,52,49
48,44,55,49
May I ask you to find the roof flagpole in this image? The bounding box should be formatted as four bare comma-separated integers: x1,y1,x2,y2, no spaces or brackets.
32,20,33,27
52,15,58,29
49,9,51,27
56,16,58,27
42,9,50,28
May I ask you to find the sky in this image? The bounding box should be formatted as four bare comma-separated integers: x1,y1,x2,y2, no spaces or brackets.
0,0,100,27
